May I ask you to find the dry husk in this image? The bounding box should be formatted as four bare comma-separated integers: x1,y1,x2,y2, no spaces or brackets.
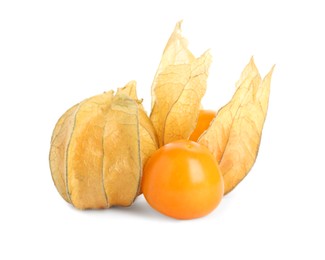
150,21,212,147
198,59,274,194
49,82,158,209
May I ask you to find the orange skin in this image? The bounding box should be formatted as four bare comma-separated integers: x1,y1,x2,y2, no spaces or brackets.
142,140,224,220
189,110,217,141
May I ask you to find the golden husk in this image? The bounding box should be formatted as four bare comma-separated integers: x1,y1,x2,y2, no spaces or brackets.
49,84,157,209
199,59,274,194
150,21,211,147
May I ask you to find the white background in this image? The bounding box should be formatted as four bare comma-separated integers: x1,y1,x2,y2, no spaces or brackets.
1,0,324,259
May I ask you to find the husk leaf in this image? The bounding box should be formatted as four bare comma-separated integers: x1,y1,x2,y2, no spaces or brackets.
150,21,211,146
65,91,115,208
102,93,141,207
199,60,274,194
117,81,159,194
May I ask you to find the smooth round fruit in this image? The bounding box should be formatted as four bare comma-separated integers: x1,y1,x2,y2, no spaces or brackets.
189,110,217,141
142,140,224,219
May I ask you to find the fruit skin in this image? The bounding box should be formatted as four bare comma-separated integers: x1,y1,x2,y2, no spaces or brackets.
142,140,224,220
190,110,217,141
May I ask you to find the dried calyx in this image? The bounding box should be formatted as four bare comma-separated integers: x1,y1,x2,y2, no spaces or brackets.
49,82,158,209
150,21,212,147
198,59,274,194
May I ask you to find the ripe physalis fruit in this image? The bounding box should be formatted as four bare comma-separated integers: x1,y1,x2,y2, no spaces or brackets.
142,140,224,220
49,82,158,209
189,110,217,141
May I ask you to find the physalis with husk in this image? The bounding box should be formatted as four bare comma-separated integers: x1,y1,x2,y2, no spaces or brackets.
49,82,158,209
49,21,274,211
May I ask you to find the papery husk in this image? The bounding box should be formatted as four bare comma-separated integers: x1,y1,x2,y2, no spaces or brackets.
150,21,211,146
49,83,158,209
117,81,159,193
198,59,274,194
